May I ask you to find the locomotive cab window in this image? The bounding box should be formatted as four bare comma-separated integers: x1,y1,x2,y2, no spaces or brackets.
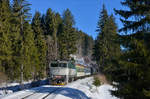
51,63,58,67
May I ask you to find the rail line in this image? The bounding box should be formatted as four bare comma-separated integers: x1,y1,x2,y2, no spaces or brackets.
21,92,36,99
20,87,61,99
42,88,61,99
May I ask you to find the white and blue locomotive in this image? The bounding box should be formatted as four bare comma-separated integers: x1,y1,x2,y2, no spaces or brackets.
49,60,93,85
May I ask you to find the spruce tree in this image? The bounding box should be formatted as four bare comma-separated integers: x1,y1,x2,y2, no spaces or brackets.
55,13,63,36
58,29,69,60
0,0,12,79
102,15,120,73
11,0,23,80
41,14,46,36
12,0,35,82
76,30,83,56
82,34,94,57
93,5,120,80
21,22,36,80
111,0,150,99
76,30,94,59
55,13,63,59
59,9,77,60
45,8,58,60
93,4,109,71
32,11,47,80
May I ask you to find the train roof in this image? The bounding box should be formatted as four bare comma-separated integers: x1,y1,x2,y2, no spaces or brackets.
51,60,70,63
75,63,91,68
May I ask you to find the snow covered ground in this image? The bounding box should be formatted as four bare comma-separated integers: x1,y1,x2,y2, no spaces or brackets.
49,77,118,99
0,79,48,98
0,77,118,99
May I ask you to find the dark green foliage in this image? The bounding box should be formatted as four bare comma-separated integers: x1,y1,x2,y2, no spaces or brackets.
93,5,109,68
45,8,57,37
93,5,120,73
0,0,94,84
0,0,12,76
93,76,101,87
58,30,69,60
102,15,121,74
41,14,46,35
96,5,108,33
77,31,94,57
110,0,150,99
21,22,36,80
32,11,47,80
45,8,58,60
82,35,92,56
11,0,35,81
58,9,77,60
63,8,75,27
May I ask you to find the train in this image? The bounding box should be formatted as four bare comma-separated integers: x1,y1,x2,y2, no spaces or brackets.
48,60,97,85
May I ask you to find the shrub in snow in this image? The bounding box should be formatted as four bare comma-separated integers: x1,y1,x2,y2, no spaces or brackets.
93,76,101,93
93,76,101,87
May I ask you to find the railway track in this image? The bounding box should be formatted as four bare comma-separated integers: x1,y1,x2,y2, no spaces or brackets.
42,88,61,99
21,87,61,99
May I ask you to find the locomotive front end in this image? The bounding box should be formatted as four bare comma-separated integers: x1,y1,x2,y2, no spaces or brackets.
49,61,68,85
49,61,76,85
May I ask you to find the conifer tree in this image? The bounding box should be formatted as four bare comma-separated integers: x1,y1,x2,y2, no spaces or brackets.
102,15,120,73
45,35,55,76
76,30,94,59
55,13,63,59
76,30,83,56
11,0,23,80
58,29,69,60
12,0,35,82
0,0,12,79
21,22,36,80
55,13,63,36
93,5,120,77
59,9,77,60
93,5,109,70
111,0,150,99
82,34,94,57
45,8,58,60
41,14,46,36
32,11,47,79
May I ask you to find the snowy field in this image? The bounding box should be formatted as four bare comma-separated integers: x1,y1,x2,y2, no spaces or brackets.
0,77,118,99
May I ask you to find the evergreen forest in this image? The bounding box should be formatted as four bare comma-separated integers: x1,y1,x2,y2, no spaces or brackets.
0,0,93,82
0,0,150,99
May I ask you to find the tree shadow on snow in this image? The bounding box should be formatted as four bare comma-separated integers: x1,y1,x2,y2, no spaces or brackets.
0,79,49,92
27,86,90,99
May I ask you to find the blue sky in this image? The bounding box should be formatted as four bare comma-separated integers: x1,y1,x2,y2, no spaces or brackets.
29,0,124,39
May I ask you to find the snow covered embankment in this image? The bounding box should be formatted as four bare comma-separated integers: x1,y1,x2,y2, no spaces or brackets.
48,77,118,99
1,77,118,99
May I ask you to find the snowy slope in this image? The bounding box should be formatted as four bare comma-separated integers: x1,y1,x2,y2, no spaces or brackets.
1,77,118,99
46,77,118,99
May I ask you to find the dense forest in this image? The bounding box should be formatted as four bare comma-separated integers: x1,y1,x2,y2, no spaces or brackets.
1,0,150,99
93,1,150,99
0,0,94,83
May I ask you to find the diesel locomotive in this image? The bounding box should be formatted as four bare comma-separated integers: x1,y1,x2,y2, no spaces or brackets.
49,60,96,85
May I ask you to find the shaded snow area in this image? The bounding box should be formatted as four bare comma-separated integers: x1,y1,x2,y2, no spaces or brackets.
50,77,118,99
0,77,118,99
0,79,48,98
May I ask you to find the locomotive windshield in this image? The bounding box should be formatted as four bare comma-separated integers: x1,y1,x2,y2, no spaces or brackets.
60,63,67,67
51,63,58,67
